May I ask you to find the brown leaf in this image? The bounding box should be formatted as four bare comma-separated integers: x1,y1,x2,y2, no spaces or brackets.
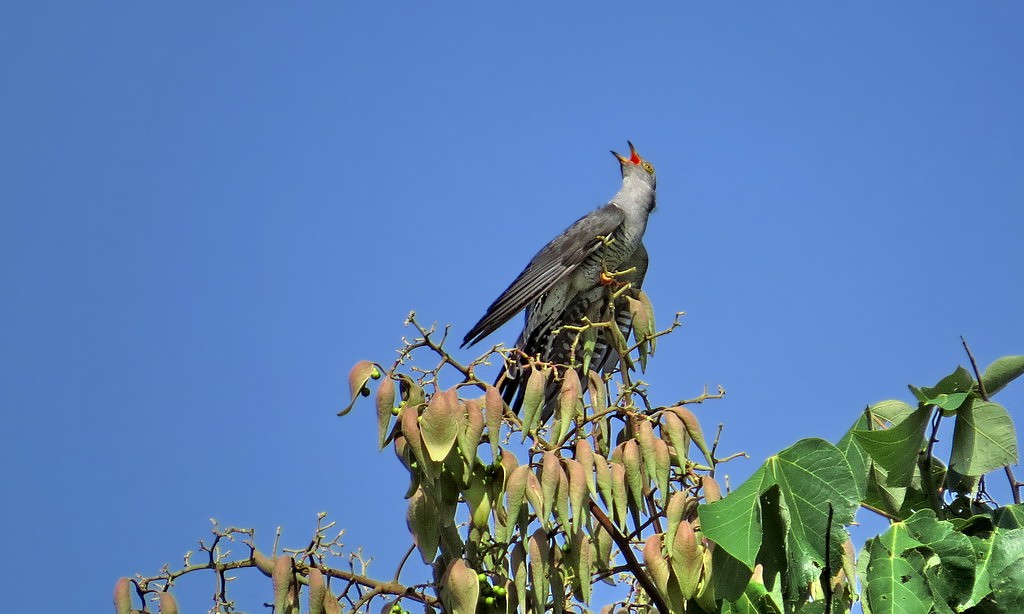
339,360,377,416
484,385,506,458
441,559,479,614
375,377,396,449
113,578,132,614
420,388,461,462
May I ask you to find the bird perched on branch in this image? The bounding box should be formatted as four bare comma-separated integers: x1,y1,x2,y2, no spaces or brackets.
462,142,657,416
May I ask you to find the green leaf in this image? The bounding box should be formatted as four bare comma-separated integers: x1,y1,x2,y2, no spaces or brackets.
903,509,976,611
949,400,1019,477
835,410,871,499
699,465,769,568
988,527,1024,612
853,404,931,487
982,355,1024,397
920,366,975,401
699,439,859,579
863,527,931,614
994,503,1024,529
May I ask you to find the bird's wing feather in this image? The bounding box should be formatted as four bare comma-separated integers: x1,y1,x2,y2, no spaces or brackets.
461,203,626,347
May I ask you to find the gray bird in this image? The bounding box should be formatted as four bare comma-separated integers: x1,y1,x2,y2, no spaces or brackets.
461,142,657,414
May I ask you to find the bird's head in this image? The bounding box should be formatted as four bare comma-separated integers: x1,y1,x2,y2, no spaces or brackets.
612,141,656,190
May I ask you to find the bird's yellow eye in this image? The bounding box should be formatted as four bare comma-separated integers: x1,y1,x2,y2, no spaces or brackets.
643,162,654,174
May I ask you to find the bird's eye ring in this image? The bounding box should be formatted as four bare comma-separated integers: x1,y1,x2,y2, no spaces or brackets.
643,162,654,174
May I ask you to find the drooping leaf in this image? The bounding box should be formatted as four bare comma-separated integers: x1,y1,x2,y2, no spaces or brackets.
636,419,658,484
564,458,588,534
540,452,561,526
660,410,689,466
307,568,326,614
458,398,485,461
982,355,1024,397
511,542,528,612
572,530,593,604
621,439,645,529
610,461,628,530
667,406,712,465
525,470,546,528
484,385,506,459
158,592,179,614
575,439,596,496
272,556,297,614
528,528,551,609
653,438,671,505
666,491,687,544
441,559,479,614
555,462,571,533
407,487,440,563
643,533,671,598
521,365,550,436
555,369,582,445
464,463,492,530
669,520,702,600
113,578,132,614
339,360,377,416
420,389,461,462
949,400,1019,477
375,377,396,449
594,453,612,512
586,370,607,415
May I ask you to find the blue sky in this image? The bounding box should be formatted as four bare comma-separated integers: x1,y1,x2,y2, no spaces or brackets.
3,3,1023,612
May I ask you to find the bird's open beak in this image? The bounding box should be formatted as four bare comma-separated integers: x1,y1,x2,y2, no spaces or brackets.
611,141,642,165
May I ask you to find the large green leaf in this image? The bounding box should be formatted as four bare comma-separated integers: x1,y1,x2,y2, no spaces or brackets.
988,527,1024,612
903,509,976,611
699,439,858,577
835,411,871,499
853,404,931,487
949,400,1019,477
994,504,1024,529
863,526,931,614
982,355,1024,397
699,465,769,568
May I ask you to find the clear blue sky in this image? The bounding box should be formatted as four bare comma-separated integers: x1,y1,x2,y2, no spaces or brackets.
3,3,1022,612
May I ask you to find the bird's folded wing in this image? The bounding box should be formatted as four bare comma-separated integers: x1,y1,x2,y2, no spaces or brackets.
461,203,625,348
